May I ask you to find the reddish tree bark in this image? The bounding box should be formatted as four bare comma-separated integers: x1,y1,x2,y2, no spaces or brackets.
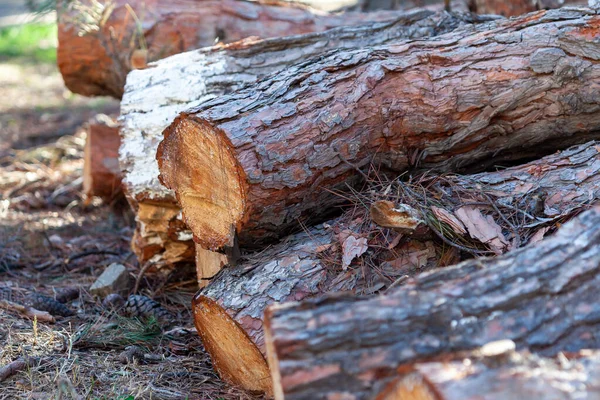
120,10,493,265
264,206,600,399
57,0,421,98
158,8,600,251
192,140,600,395
378,347,600,400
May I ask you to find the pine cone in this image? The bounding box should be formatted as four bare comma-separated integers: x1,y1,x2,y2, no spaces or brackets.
26,293,74,317
123,295,175,328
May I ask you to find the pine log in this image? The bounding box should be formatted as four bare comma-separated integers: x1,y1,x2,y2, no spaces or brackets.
121,10,492,266
190,140,600,394
263,206,600,400
158,8,600,251
379,347,600,399
57,0,429,99
82,115,122,200
192,224,347,395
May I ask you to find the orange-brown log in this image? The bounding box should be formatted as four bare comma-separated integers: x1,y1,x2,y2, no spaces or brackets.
120,10,495,266
264,207,600,399
83,116,122,200
57,0,425,99
158,8,600,251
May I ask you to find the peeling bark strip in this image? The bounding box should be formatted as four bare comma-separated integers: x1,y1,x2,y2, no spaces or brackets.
379,348,600,399
264,206,600,400
57,0,424,98
120,10,492,264
158,8,600,251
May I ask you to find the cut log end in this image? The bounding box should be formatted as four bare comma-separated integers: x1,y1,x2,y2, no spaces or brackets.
377,372,441,400
192,295,272,395
158,118,246,250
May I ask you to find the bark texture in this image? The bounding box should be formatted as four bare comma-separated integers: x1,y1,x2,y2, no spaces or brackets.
83,116,122,200
158,8,600,251
191,139,600,394
57,0,423,98
120,10,492,263
192,224,353,395
378,348,600,400
264,206,600,400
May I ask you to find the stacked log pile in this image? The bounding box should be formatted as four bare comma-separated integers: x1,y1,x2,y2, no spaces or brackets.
58,0,600,398
120,9,497,266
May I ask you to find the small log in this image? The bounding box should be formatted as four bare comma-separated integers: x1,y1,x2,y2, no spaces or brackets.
57,0,424,98
264,206,600,399
192,224,351,395
83,115,122,201
192,140,600,394
379,346,600,399
120,10,492,265
158,8,600,251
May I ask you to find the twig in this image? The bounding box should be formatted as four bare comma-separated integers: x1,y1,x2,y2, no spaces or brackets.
336,152,370,182
0,357,40,382
0,300,55,323
134,262,155,294
65,249,120,264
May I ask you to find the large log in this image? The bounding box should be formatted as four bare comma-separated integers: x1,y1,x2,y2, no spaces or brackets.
57,0,427,99
380,346,600,399
263,206,600,400
120,10,493,265
191,140,600,394
157,8,600,251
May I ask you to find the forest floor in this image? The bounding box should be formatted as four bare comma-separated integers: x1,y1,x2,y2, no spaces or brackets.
0,22,258,400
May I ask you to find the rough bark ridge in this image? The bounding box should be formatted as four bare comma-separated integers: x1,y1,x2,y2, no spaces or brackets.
264,206,600,400
120,10,493,264
158,8,600,251
57,0,421,98
190,140,600,395
379,348,600,399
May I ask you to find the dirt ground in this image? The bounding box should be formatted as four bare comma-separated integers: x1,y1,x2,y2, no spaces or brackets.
0,49,259,400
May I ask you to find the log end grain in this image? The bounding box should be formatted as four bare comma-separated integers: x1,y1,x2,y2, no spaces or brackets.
376,372,441,400
192,295,272,395
158,118,247,250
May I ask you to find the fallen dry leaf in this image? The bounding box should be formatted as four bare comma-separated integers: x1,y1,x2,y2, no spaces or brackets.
455,206,509,254
370,201,422,231
341,235,368,270
529,226,551,244
431,206,467,235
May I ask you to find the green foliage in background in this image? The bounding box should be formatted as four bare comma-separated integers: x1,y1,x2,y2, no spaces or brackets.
0,22,57,63
26,0,57,15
